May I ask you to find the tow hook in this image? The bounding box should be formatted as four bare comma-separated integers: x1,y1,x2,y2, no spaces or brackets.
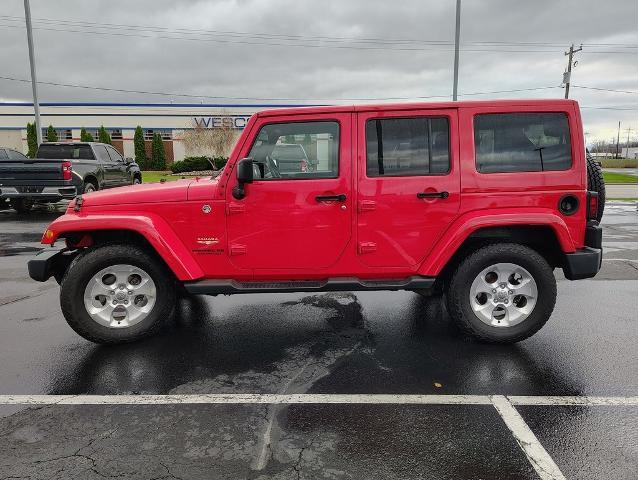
74,195,83,212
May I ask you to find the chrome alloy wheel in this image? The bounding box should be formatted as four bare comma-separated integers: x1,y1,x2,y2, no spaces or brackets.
83,264,157,328
469,262,538,328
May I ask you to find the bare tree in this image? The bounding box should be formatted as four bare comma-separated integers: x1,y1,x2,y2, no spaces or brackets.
179,115,238,160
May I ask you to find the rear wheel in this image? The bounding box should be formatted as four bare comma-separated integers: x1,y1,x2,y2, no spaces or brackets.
60,244,176,344
10,198,33,214
446,243,556,343
83,181,97,194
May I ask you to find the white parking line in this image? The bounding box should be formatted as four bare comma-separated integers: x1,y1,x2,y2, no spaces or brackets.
509,395,638,406
492,395,566,480
0,393,494,405
0,393,637,405
4,393,636,478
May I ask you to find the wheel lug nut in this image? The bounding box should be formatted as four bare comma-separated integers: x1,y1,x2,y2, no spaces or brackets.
128,291,132,295
504,299,509,304
110,290,115,294
492,289,496,293
112,300,117,305
509,290,513,294
124,300,128,305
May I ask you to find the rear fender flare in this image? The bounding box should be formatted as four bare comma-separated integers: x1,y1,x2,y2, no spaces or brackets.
43,213,204,281
418,209,576,276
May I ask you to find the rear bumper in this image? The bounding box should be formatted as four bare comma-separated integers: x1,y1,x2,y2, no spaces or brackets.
28,247,77,282
0,185,78,201
562,223,603,280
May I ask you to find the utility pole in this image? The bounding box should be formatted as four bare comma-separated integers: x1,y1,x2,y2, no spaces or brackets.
563,44,582,99
625,127,632,158
23,0,42,146
616,121,621,159
452,0,461,101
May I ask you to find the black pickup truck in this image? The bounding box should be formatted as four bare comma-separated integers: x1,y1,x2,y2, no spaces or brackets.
0,142,141,213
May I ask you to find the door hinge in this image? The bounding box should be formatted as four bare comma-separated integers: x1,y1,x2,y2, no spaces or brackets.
358,200,376,212
358,241,377,254
227,203,245,215
230,244,247,256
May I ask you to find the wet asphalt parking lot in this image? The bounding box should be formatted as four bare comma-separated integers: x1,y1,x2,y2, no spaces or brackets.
0,202,637,479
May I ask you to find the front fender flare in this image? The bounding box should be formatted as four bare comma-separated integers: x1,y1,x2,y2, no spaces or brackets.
42,213,205,281
418,209,576,276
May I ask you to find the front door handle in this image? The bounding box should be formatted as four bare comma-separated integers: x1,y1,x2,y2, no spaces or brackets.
417,191,449,199
315,194,347,202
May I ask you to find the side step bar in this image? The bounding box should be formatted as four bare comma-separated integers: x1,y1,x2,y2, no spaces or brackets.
183,276,435,295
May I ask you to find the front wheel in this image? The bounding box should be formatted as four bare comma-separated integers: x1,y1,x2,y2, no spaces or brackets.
60,244,176,344
446,243,556,344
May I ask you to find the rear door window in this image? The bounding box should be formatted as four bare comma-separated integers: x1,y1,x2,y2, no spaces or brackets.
365,117,450,176
93,145,112,163
474,112,572,173
106,146,124,162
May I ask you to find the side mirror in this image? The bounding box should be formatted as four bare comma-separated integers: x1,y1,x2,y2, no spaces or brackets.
232,158,253,200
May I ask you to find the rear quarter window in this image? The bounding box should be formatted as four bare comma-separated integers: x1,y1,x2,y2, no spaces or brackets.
474,112,572,173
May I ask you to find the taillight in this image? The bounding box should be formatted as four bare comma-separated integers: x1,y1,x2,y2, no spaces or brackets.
587,191,599,221
300,160,308,172
61,161,72,181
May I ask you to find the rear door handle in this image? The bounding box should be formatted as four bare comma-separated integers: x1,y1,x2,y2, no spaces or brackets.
316,194,347,202
417,191,449,199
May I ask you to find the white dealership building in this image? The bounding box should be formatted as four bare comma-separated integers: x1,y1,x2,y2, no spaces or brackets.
0,102,300,163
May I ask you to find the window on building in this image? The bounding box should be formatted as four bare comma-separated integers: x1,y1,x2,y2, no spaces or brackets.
248,121,339,180
144,129,172,140
474,112,572,173
110,129,123,140
41,129,72,141
366,117,450,177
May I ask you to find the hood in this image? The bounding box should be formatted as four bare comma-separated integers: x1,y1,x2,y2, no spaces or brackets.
74,179,193,208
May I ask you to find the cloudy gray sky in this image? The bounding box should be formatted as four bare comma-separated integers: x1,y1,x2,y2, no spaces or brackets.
1,0,637,143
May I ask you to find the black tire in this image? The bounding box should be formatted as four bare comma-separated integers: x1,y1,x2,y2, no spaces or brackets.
446,243,556,344
10,198,33,214
586,151,605,222
83,181,97,194
60,244,176,344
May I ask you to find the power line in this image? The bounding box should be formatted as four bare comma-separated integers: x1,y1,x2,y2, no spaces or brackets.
0,74,561,101
3,16,638,55
2,15,638,49
572,85,638,95
2,22,564,52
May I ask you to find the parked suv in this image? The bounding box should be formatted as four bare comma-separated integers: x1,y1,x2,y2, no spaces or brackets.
28,100,603,345
0,142,141,213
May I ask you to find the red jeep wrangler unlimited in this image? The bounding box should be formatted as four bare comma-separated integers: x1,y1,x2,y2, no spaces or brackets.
28,99,604,345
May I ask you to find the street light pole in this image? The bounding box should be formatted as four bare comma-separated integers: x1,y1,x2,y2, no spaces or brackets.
23,0,42,146
452,0,461,101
